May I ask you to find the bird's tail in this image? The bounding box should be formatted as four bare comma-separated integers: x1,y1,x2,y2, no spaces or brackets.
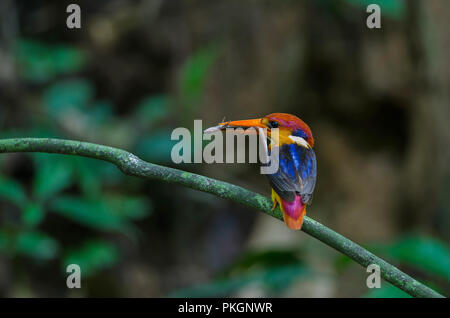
272,190,306,230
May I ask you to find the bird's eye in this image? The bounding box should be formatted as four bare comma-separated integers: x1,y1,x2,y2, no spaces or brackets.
268,121,279,128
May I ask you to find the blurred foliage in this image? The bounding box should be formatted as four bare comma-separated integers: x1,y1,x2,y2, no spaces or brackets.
50,196,138,236
171,265,308,297
336,235,450,295
371,235,450,282
342,0,405,19
0,20,219,287
1,36,156,280
0,229,59,260
44,79,94,115
134,95,171,126
63,240,119,277
16,39,87,83
178,44,219,116
135,130,177,163
171,249,309,297
0,176,27,207
221,249,304,275
364,284,412,298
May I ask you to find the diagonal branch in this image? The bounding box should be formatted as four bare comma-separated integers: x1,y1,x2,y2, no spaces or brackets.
0,137,444,298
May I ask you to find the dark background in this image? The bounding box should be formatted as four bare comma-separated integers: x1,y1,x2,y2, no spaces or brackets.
0,0,449,297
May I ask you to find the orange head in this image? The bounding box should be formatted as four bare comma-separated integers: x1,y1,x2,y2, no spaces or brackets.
219,113,314,149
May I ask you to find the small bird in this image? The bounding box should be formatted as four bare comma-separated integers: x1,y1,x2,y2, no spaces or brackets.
211,113,316,230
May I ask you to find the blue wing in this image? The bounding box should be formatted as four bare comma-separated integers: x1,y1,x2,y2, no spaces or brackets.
266,144,317,204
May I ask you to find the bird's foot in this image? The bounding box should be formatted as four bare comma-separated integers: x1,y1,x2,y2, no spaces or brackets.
271,200,277,211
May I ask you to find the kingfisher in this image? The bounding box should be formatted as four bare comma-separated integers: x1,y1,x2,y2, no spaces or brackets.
207,113,316,230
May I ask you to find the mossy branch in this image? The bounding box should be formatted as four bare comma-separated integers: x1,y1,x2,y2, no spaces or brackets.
0,137,444,298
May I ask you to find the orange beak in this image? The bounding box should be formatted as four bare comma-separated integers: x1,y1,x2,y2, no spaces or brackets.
219,118,266,135
219,118,265,128
204,118,267,135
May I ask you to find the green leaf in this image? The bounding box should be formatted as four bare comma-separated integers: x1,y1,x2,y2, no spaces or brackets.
15,231,59,260
364,284,412,298
22,201,45,227
70,156,123,197
134,95,171,124
342,0,405,19
52,44,87,74
105,195,152,220
135,130,178,163
49,196,135,235
223,249,304,276
43,78,93,115
32,155,73,200
63,240,119,277
71,158,102,198
0,230,10,253
382,236,450,281
92,161,124,185
179,45,219,111
170,265,308,297
89,100,114,125
334,254,353,272
171,249,308,297
15,39,86,83
0,176,27,207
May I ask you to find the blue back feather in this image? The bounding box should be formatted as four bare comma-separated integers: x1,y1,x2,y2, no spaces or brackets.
267,144,317,204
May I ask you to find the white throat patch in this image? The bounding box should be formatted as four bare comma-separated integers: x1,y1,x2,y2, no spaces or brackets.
288,135,310,149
